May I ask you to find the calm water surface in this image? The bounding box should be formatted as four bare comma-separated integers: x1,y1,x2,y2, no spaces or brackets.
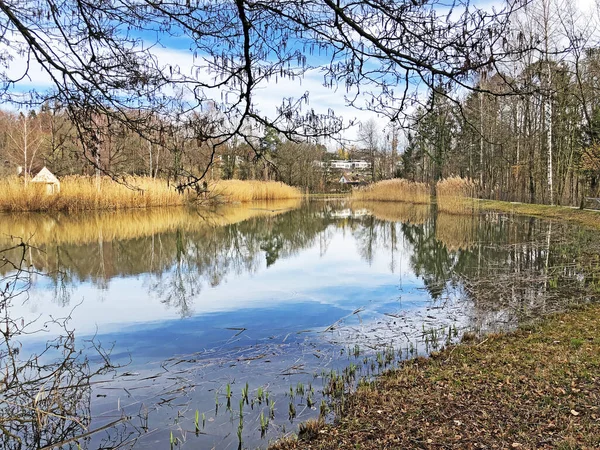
1,200,598,449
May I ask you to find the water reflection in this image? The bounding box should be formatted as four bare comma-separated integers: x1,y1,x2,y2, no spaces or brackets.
1,201,598,449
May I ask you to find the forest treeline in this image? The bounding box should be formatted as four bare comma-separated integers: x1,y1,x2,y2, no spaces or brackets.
1,1,600,205
0,108,335,192
398,2,600,207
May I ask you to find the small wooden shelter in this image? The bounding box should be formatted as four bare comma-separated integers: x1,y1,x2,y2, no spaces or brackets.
31,167,60,194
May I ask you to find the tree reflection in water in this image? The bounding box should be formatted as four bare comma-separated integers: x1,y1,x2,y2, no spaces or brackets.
0,202,598,324
0,202,599,449
0,239,128,450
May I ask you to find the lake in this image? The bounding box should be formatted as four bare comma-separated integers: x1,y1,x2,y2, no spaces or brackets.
1,200,598,450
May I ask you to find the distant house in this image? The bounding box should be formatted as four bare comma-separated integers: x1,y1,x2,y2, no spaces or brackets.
31,167,60,194
339,172,361,185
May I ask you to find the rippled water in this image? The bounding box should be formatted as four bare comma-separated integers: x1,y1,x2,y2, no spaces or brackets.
1,200,598,449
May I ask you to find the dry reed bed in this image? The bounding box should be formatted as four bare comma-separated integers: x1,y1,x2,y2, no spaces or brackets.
0,176,187,212
0,199,301,247
0,177,303,212
435,177,479,214
352,179,430,204
209,180,302,202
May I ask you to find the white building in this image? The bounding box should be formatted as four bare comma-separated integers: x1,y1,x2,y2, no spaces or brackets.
316,160,371,170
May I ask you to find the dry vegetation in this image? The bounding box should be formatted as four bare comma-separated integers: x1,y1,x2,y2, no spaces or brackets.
435,176,479,214
272,304,600,449
209,180,302,203
0,177,302,212
352,179,430,204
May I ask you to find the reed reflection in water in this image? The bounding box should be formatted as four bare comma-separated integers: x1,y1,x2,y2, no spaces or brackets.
1,200,598,449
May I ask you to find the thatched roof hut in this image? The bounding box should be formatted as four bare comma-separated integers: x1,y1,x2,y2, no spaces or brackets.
31,167,60,194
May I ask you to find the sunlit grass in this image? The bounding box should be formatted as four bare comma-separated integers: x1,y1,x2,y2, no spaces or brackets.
0,176,303,212
351,179,430,204
435,177,479,214
0,175,187,212
209,180,302,203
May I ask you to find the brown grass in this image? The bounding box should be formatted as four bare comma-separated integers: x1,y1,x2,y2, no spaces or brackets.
436,177,479,214
0,176,188,212
0,177,303,212
209,180,302,202
272,304,600,449
352,179,430,204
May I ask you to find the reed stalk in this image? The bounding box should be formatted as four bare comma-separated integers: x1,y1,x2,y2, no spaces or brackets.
351,179,430,204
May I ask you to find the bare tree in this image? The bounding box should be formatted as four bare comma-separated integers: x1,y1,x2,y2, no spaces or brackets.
359,119,380,182
0,0,526,188
5,112,45,184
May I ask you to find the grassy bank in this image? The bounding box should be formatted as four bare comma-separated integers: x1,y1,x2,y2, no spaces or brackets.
481,199,600,230
352,179,430,204
0,177,302,212
272,303,600,449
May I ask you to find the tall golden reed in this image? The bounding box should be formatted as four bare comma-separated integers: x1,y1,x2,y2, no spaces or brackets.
436,177,479,214
0,176,303,212
351,179,430,204
209,180,302,203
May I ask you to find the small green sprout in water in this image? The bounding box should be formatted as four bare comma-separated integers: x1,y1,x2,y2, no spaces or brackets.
257,386,264,404
296,382,304,396
202,412,206,429
226,383,232,409
242,381,249,404
345,362,357,379
237,421,243,450
194,410,200,433
288,401,296,420
260,410,269,437
270,400,276,419
306,392,314,408
319,399,328,418
353,344,360,358
239,398,244,419
289,385,294,398
376,351,384,368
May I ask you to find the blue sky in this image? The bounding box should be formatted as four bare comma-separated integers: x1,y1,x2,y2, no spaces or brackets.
1,0,597,145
